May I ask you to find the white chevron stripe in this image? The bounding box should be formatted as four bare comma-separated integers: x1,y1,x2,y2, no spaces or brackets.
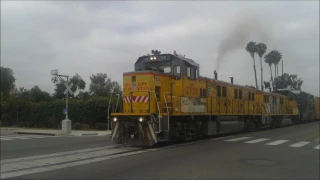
266,140,289,145
224,137,252,142
289,141,310,147
244,138,269,144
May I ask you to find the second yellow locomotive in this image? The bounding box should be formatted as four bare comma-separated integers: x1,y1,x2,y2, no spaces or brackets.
111,51,316,147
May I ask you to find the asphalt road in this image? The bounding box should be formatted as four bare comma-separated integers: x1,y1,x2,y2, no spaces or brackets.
1,121,319,179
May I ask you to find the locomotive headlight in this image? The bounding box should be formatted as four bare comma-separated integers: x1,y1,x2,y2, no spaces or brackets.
113,117,118,122
139,117,144,122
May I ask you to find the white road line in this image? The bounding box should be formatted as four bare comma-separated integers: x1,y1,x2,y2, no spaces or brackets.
1,148,130,173
224,137,252,142
1,145,122,164
244,138,269,144
0,135,56,141
0,138,14,141
289,141,310,147
1,149,148,179
9,137,32,140
211,135,235,141
313,145,319,149
265,140,289,145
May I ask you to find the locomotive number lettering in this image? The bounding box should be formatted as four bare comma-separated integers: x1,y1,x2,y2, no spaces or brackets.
186,87,198,95
136,86,150,91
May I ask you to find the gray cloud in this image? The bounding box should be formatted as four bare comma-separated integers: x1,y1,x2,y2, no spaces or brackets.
1,1,319,96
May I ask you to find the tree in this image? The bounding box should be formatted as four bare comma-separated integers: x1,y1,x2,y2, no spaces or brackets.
89,73,122,96
264,50,276,89
53,73,86,99
264,81,271,91
274,73,303,90
256,43,267,91
13,87,31,101
77,91,91,101
273,50,282,77
0,67,16,97
69,73,86,95
246,41,259,90
29,86,52,102
151,50,161,55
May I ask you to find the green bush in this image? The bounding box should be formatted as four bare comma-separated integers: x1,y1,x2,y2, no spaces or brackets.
1,96,118,129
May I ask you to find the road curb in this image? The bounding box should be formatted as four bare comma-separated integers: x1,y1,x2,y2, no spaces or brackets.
81,133,99,136
16,132,57,136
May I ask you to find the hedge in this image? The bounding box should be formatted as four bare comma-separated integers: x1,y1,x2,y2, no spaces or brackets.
0,96,121,129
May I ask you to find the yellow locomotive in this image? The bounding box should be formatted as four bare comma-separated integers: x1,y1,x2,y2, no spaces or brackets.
111,51,318,146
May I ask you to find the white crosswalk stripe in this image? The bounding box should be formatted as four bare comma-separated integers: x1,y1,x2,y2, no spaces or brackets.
0,135,57,141
289,141,310,147
222,136,319,150
266,140,289,145
244,138,269,144
224,137,252,142
0,145,148,179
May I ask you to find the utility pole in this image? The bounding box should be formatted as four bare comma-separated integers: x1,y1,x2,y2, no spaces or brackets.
282,60,283,76
51,69,74,134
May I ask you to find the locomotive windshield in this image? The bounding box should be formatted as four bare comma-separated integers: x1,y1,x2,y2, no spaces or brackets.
144,63,171,73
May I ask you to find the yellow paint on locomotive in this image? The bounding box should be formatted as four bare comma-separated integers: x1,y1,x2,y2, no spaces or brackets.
113,72,300,117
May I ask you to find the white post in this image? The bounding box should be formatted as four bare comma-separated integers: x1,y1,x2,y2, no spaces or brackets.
62,76,71,134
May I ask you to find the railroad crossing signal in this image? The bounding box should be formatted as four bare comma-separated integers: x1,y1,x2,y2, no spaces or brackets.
51,76,59,84
64,82,74,95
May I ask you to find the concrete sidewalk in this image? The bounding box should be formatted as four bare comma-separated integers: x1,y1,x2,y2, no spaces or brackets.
0,127,112,136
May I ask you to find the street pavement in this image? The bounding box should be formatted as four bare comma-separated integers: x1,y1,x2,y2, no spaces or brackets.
1,121,319,179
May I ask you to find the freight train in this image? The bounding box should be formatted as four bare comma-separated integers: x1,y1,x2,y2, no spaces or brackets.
110,51,320,146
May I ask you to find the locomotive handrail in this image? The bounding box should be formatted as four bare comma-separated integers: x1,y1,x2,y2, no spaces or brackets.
163,92,173,131
150,91,161,133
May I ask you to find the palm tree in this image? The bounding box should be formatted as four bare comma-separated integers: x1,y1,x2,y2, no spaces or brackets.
246,41,259,90
256,43,267,91
264,51,275,89
273,50,282,77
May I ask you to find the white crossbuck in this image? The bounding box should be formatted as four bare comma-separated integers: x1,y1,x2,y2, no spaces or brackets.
223,136,319,150
0,135,58,141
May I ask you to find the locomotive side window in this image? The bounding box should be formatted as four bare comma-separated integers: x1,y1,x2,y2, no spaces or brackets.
248,92,252,100
159,65,171,73
280,98,284,104
175,66,180,74
190,67,195,79
252,93,255,101
187,67,191,77
217,85,221,97
239,90,243,99
234,89,238,99
222,86,227,97
272,96,277,103
196,69,198,79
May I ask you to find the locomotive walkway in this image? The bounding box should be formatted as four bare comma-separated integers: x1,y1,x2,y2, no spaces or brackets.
1,121,319,179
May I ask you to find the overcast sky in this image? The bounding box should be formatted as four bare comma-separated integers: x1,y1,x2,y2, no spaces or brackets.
1,1,319,96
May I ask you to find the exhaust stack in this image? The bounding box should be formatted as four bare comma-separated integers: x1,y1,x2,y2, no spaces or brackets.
214,70,218,80
230,77,234,84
